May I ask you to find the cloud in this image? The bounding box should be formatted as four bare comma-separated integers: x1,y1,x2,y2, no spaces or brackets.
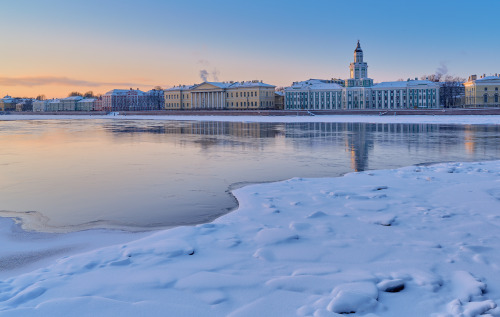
0,76,150,88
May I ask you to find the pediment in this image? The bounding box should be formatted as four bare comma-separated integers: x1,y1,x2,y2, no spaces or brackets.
191,82,225,91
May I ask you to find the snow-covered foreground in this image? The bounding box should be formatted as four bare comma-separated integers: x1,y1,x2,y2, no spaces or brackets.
1,114,500,125
1,161,500,316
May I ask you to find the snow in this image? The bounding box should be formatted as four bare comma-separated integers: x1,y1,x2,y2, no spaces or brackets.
1,160,500,316
1,114,500,125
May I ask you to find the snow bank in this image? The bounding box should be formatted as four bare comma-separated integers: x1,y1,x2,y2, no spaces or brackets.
1,114,500,125
1,161,500,316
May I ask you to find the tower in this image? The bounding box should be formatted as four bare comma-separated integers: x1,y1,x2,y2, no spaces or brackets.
346,41,373,88
350,40,368,79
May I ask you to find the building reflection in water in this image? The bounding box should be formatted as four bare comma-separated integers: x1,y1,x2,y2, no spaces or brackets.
104,120,500,173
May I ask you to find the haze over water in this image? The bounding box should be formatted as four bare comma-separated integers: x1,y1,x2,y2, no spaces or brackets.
1,119,499,232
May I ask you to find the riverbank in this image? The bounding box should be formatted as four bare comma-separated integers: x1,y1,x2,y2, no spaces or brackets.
0,160,499,316
1,113,500,125
2,107,500,117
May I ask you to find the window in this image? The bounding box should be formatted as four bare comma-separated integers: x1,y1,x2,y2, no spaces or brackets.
484,94,488,103
496,87,499,91
485,87,488,91
495,94,499,103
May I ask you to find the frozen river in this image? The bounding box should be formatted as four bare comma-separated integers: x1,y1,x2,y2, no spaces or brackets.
1,118,499,232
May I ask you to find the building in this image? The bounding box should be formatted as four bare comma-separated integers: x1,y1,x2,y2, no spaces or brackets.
165,81,276,110
0,95,18,111
463,74,500,107
147,89,165,110
165,85,195,110
15,100,33,112
102,89,149,111
60,96,83,111
33,100,49,112
285,41,440,110
275,91,284,110
76,98,96,111
46,99,61,111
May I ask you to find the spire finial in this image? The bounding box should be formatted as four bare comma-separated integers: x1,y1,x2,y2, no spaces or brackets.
355,40,362,52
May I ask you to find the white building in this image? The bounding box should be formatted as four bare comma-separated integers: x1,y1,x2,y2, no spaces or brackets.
33,100,49,112
285,42,440,110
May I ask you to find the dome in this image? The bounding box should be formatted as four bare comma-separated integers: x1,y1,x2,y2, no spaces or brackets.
354,40,363,52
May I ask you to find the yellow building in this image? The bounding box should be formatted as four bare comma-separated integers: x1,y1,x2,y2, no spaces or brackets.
164,81,276,110
165,85,194,110
464,74,500,107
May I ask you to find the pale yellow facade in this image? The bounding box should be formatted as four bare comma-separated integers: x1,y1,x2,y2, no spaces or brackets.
464,75,500,107
164,81,276,110
165,85,193,110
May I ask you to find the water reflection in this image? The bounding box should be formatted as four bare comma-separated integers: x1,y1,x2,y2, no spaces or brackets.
0,119,499,232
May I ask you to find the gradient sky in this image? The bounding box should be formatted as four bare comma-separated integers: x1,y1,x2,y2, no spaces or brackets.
1,0,499,98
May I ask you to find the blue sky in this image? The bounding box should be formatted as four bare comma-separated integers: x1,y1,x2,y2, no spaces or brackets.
0,0,498,97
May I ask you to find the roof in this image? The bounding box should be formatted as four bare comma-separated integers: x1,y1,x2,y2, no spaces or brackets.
227,81,275,89
164,85,196,91
104,89,147,96
63,96,84,101
78,98,96,103
285,79,343,91
372,80,439,89
355,40,363,52
475,76,500,82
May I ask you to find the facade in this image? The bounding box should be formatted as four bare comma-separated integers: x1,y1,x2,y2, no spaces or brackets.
165,85,195,110
15,100,33,112
102,89,149,111
285,42,440,110
76,98,96,111
33,100,49,112
0,95,18,111
147,89,165,110
60,96,83,111
164,81,276,110
463,74,500,107
275,91,284,110
46,99,61,111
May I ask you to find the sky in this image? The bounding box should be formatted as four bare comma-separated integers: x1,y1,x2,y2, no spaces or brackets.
0,0,499,98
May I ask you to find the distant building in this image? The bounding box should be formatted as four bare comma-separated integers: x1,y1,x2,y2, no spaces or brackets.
46,99,61,111
285,41,440,110
0,95,18,111
76,98,96,111
33,100,49,112
102,89,149,111
275,91,284,110
165,85,194,110
147,89,165,110
463,74,500,107
16,100,33,112
60,96,83,111
164,81,276,110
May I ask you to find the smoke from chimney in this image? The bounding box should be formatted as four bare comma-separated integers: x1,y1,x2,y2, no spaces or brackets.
212,69,220,82
200,70,209,82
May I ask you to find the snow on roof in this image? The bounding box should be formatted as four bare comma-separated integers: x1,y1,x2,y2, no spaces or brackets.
104,89,147,95
372,80,439,89
165,85,196,91
78,98,96,103
475,76,500,82
227,81,275,89
285,79,343,91
167,81,275,91
63,96,84,101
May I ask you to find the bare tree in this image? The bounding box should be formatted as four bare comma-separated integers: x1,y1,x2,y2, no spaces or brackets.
36,94,46,101
83,91,95,98
68,91,83,97
440,75,465,108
